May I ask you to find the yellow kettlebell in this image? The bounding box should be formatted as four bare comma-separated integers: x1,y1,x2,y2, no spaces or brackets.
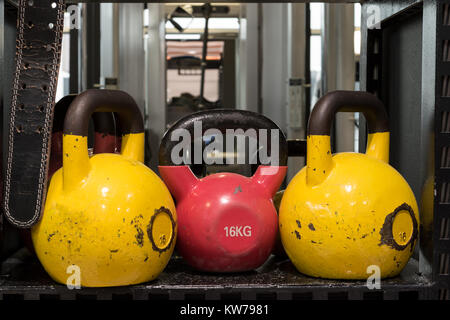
280,91,419,279
32,89,177,287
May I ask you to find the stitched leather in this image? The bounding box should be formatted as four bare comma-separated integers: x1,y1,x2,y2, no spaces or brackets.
4,0,65,227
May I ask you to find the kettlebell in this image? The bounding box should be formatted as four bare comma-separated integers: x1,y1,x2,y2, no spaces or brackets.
32,89,177,287
159,109,288,272
280,91,419,279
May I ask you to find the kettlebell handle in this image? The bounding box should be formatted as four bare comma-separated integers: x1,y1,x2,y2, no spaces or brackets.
308,90,389,136
62,89,144,191
158,109,288,200
92,112,116,137
54,94,118,140
159,109,288,166
53,94,76,133
306,91,390,186
64,90,143,136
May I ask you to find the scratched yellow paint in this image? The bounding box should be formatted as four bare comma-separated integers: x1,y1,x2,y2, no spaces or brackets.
279,132,419,279
32,133,177,287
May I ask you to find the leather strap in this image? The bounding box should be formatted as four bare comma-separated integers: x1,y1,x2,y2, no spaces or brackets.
4,0,65,227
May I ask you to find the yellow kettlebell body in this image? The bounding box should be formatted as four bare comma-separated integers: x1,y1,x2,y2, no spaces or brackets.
32,90,177,287
280,91,419,280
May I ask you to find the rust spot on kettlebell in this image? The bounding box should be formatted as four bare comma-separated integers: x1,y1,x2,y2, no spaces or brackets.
379,203,418,252
308,223,316,231
147,206,176,254
135,226,144,247
296,220,301,228
294,230,301,240
47,232,56,241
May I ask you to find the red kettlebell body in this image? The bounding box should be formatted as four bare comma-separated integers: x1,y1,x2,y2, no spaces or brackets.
159,109,288,272
160,165,286,272
92,112,122,154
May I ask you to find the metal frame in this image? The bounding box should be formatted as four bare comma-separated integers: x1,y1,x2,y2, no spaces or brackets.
0,0,448,300
360,0,450,299
0,251,434,300
433,0,450,299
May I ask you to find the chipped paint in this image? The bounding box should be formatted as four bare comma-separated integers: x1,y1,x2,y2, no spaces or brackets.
147,206,176,254
379,203,418,252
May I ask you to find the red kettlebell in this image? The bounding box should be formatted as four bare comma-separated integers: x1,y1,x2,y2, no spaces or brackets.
159,110,288,272
92,112,122,154
20,94,120,254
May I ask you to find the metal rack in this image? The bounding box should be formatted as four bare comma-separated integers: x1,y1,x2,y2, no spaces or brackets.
432,0,450,300
0,249,433,300
0,0,448,300
360,0,449,300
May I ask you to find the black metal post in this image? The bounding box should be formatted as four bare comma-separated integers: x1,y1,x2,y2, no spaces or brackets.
305,3,311,128
84,3,100,90
199,3,212,107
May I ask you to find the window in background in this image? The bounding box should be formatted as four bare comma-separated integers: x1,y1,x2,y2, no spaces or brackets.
166,41,224,102
165,14,239,104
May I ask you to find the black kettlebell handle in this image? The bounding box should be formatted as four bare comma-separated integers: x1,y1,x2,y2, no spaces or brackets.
92,112,117,137
63,89,143,136
53,95,76,133
62,90,144,191
55,94,117,136
159,109,288,166
307,91,389,136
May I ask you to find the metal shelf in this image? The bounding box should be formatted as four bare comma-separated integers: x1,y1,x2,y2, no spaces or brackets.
0,248,433,300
